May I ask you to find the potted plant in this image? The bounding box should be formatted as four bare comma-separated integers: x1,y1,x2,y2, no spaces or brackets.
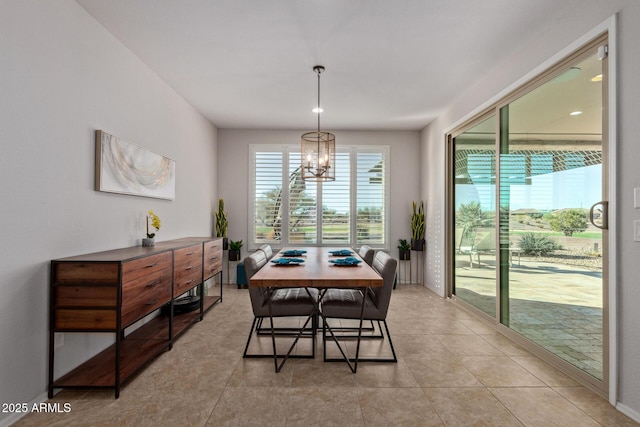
142,210,161,246
411,201,425,251
228,239,243,261
215,198,229,250
398,239,411,260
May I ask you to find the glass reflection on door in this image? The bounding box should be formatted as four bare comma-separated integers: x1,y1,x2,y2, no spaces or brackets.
453,115,497,318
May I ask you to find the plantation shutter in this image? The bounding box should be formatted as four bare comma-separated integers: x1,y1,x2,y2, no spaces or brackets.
356,151,386,245
288,151,317,244
250,145,389,249
321,152,351,244
252,150,283,244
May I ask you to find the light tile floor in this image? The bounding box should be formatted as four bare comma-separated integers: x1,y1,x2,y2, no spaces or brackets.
14,284,638,426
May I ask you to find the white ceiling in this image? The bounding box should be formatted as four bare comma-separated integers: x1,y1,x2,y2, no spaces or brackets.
76,0,581,131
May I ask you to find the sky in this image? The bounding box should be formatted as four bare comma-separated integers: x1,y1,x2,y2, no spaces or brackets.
456,164,602,212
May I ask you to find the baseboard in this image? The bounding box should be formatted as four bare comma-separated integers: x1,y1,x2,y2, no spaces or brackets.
616,402,640,423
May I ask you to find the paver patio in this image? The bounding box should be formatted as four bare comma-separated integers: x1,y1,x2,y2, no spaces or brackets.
455,255,603,379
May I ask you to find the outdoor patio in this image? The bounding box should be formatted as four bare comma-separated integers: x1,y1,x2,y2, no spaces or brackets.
455,255,603,380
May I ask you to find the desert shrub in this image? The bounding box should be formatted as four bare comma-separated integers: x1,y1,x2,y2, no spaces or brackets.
519,233,562,256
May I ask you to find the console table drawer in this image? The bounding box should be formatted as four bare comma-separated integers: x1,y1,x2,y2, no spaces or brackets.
121,273,172,327
121,252,172,326
55,309,116,330
122,252,172,282
174,245,203,296
55,286,117,307
203,239,223,279
53,262,119,285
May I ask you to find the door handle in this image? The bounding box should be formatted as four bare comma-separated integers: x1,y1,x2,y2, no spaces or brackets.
589,201,608,230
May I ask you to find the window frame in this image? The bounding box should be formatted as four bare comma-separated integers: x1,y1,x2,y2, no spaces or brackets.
249,144,390,251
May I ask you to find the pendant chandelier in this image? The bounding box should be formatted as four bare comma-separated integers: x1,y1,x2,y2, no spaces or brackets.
301,65,335,181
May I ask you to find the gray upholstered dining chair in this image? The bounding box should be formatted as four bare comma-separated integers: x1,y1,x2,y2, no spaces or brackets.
258,243,274,260
320,250,398,363
358,245,375,266
242,250,318,358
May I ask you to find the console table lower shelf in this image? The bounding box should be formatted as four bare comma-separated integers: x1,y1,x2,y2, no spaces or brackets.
51,295,219,394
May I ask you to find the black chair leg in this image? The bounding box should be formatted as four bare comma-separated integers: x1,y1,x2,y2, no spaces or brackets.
311,313,317,358
243,315,317,359
381,320,398,362
322,317,327,362
322,318,397,363
242,317,258,358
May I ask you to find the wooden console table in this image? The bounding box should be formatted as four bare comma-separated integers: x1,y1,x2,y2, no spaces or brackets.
48,237,223,398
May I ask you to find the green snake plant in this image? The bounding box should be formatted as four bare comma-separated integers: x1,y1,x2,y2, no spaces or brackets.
411,201,425,242
215,198,228,238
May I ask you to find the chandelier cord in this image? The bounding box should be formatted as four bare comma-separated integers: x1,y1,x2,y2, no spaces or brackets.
317,68,321,133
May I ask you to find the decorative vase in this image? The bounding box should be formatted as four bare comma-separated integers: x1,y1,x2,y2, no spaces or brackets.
142,237,155,247
228,249,241,261
399,249,411,260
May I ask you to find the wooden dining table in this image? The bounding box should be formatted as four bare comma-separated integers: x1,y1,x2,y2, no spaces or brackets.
249,247,383,372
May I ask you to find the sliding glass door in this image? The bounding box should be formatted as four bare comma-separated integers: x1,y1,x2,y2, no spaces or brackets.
499,49,606,380
449,36,608,386
452,114,497,318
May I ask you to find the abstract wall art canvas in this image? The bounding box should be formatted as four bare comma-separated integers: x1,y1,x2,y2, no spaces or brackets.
95,130,176,200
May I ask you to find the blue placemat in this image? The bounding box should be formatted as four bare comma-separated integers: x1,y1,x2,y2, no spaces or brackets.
329,249,353,256
329,257,362,266
271,257,305,265
282,249,307,257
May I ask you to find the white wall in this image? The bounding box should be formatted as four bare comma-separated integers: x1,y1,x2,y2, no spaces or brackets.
218,129,421,278
421,124,446,295
421,0,640,418
0,1,217,423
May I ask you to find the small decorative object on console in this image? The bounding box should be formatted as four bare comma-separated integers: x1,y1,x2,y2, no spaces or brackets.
143,210,161,246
